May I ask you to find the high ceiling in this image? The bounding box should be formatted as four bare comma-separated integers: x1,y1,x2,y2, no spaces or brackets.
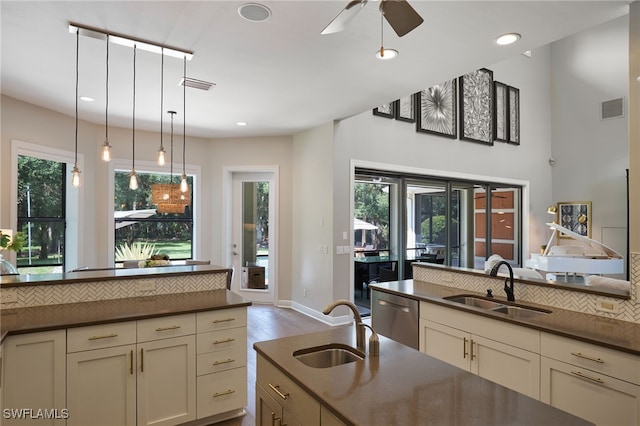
1,1,630,139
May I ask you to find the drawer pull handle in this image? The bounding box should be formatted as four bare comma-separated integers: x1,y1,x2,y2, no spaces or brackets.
213,338,236,345
213,389,235,398
272,412,286,426
571,352,604,364
268,383,289,400
213,358,235,366
571,370,605,384
470,339,476,361
140,348,144,373
129,350,133,375
212,317,235,324
155,325,181,332
88,333,118,341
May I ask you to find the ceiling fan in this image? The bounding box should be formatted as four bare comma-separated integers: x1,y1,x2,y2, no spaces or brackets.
321,0,424,37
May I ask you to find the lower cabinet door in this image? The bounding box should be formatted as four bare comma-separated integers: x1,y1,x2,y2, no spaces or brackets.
137,335,196,426
541,357,640,426
67,344,137,426
256,383,283,426
422,320,471,371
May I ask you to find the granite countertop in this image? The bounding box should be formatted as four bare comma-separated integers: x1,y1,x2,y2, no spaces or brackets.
0,289,250,342
370,280,640,356
254,326,592,426
0,264,230,288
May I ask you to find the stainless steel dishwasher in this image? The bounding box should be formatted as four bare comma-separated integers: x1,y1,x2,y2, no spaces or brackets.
371,290,419,349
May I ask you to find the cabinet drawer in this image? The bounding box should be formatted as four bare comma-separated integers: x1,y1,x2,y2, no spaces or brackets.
541,332,640,384
257,355,320,425
137,313,195,342
197,308,247,333
196,367,247,419
68,321,136,353
197,345,247,376
196,327,247,355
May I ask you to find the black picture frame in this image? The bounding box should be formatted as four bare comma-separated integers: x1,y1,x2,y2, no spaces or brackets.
395,94,416,122
416,79,457,139
508,85,520,145
373,102,395,118
493,81,508,142
459,68,494,145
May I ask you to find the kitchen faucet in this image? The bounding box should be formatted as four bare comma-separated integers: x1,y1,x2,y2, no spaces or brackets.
322,300,366,351
489,260,515,302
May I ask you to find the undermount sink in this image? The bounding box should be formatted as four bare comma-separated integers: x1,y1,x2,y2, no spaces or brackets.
444,295,551,318
293,343,365,368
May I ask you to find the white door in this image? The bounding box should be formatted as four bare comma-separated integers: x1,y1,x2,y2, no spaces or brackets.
228,170,277,304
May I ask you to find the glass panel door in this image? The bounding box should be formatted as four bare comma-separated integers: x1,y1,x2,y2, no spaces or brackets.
241,181,269,290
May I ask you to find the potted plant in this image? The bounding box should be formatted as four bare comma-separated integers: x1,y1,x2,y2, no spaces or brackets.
0,230,26,275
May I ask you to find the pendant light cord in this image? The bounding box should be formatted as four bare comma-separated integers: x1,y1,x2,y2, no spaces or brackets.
74,28,79,165
169,111,175,183
105,35,109,142
182,56,186,178
160,49,164,150
132,44,136,170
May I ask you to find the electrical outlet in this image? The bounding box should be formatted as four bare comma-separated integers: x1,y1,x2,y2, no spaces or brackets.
441,271,453,283
595,299,619,314
0,288,18,304
136,279,156,292
304,289,308,298
336,246,344,255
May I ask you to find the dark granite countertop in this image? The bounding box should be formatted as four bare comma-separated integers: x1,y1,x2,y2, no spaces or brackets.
370,280,640,356
0,289,250,343
0,264,230,288
254,326,593,426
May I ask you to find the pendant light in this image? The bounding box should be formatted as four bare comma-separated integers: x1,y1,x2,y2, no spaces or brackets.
101,35,112,162
156,49,166,166
71,28,81,187
180,55,188,193
129,44,138,190
375,14,398,60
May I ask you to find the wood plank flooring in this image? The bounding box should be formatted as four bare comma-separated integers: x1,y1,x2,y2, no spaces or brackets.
214,304,332,426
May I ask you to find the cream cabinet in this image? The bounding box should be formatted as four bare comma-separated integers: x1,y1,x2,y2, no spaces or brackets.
195,308,248,420
256,354,320,425
67,314,197,426
540,332,640,426
420,302,541,399
2,330,67,426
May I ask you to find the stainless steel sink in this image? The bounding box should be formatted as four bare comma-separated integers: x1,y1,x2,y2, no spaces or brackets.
293,343,365,368
444,295,551,318
444,295,505,310
491,305,551,318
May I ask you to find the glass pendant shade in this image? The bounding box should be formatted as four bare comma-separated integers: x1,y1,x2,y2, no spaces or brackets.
180,174,188,193
157,148,166,166
129,171,138,190
102,141,112,162
71,164,81,188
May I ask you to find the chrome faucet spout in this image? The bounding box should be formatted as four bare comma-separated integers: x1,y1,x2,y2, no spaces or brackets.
322,299,366,351
489,260,515,302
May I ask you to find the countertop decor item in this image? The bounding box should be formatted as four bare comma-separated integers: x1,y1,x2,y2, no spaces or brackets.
0,230,25,275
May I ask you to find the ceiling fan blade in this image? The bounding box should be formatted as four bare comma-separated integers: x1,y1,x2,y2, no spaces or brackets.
380,0,424,37
321,0,368,35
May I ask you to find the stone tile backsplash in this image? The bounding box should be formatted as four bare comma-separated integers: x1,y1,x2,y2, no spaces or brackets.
413,252,640,324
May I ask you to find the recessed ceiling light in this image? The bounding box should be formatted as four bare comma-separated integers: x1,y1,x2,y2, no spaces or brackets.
238,3,271,22
236,121,247,126
495,33,521,46
79,96,94,102
375,48,398,60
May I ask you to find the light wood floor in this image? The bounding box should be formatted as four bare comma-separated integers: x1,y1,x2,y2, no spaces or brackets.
214,304,333,426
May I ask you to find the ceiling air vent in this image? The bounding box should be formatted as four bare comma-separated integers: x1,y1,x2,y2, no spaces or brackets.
601,98,623,120
179,77,215,91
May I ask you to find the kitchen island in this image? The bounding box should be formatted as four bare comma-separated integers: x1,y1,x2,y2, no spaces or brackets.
254,325,592,425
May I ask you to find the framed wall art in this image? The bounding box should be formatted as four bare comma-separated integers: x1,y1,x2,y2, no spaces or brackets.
373,102,395,118
395,94,416,122
416,79,457,138
508,85,520,145
557,201,591,238
459,68,494,145
493,81,508,142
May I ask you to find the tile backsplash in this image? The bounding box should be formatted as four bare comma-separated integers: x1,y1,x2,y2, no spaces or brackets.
413,252,640,324
1,272,228,309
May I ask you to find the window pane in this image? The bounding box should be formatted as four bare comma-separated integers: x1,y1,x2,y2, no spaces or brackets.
114,170,194,263
354,181,390,254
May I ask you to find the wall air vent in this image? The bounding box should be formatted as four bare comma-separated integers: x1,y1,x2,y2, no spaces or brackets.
179,77,215,91
601,97,624,120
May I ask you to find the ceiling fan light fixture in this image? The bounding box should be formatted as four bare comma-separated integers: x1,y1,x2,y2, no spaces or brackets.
375,47,398,60
496,32,521,46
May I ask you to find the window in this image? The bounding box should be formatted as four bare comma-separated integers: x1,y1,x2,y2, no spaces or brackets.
16,155,66,273
114,170,194,263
